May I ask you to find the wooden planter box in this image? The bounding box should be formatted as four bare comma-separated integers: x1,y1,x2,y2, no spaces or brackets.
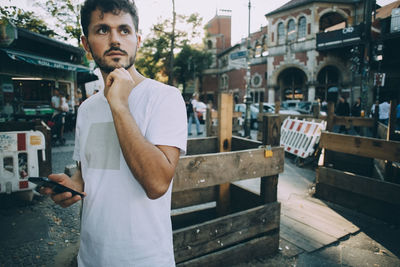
172,136,284,266
316,132,400,224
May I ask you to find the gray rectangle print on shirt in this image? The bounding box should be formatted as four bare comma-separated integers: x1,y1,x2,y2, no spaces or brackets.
84,122,120,170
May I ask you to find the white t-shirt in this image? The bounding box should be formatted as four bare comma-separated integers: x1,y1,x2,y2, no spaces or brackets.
379,101,390,120
73,79,187,267
51,95,60,115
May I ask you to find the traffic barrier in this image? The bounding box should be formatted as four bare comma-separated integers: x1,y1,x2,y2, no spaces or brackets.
280,117,326,158
0,131,46,194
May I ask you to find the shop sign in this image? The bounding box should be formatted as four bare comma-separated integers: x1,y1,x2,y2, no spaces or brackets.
0,19,17,47
2,83,14,93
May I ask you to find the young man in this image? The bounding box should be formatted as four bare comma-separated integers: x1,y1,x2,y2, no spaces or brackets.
41,0,187,266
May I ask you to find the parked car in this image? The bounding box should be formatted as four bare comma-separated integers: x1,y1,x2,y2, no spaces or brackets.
234,103,259,129
253,103,301,115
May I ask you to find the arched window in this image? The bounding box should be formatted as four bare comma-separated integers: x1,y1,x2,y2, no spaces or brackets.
287,19,296,41
277,22,285,44
298,17,306,39
207,40,213,49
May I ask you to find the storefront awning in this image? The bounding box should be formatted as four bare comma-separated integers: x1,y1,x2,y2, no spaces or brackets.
1,48,91,72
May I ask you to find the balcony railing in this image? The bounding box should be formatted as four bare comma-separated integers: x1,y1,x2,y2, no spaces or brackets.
316,24,364,50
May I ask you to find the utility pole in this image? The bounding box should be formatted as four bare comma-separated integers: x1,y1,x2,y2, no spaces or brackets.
361,0,375,111
168,0,176,85
244,0,252,137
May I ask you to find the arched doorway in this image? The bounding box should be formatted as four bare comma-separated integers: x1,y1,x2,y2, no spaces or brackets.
316,66,341,101
278,68,307,100
319,12,347,32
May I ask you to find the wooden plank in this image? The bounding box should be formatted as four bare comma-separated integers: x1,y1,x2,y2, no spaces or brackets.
284,195,359,234
319,131,400,162
173,147,284,192
262,115,281,146
279,238,305,258
280,221,322,252
187,137,218,155
281,205,350,239
281,215,337,251
173,202,280,263
315,182,400,225
217,93,233,216
176,231,279,267
231,136,262,151
171,186,217,209
317,167,400,205
333,116,374,127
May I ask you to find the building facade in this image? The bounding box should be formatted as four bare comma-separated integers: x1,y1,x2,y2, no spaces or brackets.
202,0,399,111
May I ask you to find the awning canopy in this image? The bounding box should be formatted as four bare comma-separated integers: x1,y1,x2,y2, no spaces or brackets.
1,48,91,72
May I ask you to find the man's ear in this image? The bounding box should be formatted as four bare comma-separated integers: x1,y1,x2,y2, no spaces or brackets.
136,34,141,49
81,35,90,53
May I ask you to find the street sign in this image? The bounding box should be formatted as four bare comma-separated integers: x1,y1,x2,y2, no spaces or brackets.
230,50,247,60
374,73,386,87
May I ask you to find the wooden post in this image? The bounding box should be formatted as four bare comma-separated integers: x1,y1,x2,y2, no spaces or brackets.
326,102,335,132
313,102,320,118
217,93,233,215
206,107,212,137
274,101,280,114
260,115,280,204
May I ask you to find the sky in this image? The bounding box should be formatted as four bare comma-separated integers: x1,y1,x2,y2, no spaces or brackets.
0,0,398,45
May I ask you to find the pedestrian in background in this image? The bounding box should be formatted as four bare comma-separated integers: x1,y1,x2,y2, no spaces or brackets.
379,99,390,125
335,95,350,133
41,0,187,266
188,93,202,135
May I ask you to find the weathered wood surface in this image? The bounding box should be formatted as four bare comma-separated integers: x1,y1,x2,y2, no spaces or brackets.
319,131,400,162
317,167,400,205
174,202,280,264
171,186,217,209
281,194,359,253
217,93,233,215
186,137,218,155
173,147,284,192
176,232,279,267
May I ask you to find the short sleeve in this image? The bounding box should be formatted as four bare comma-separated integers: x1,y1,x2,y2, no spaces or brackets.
72,111,81,161
145,88,187,155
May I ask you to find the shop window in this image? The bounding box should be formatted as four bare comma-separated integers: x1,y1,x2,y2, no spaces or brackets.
298,17,306,39
277,22,285,45
287,19,296,41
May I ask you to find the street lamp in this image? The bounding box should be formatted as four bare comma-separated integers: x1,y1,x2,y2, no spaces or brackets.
243,0,252,137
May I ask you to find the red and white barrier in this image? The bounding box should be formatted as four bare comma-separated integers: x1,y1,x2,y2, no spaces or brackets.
0,131,46,194
280,117,326,159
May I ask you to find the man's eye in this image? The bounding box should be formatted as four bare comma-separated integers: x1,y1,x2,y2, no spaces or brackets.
97,27,108,34
121,28,130,34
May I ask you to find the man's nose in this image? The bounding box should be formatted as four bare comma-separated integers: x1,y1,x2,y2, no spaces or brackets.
109,30,121,46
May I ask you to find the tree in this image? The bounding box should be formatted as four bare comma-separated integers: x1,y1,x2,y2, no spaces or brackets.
136,12,204,84
34,0,82,46
0,6,57,37
174,44,212,94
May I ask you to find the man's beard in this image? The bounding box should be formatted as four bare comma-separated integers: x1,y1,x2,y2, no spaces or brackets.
90,46,137,74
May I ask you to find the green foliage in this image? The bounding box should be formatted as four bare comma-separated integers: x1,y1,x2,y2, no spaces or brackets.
35,0,82,45
136,13,205,82
174,44,212,92
0,6,57,37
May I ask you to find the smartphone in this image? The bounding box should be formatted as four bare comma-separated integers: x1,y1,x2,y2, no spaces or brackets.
28,177,85,198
